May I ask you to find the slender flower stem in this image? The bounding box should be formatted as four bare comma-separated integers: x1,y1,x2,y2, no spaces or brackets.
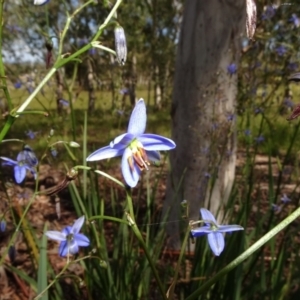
185,206,300,300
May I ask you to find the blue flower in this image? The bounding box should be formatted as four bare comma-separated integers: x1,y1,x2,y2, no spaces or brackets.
0,220,6,232
59,99,69,107
261,5,276,20
255,135,265,143
227,63,237,75
290,14,300,27
281,194,291,204
14,81,22,89
45,216,90,257
87,99,176,187
25,130,38,140
275,45,287,56
191,208,244,256
244,129,251,136
0,145,38,184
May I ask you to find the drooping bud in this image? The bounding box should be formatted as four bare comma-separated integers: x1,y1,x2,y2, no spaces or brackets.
114,26,127,65
246,0,257,40
34,0,50,5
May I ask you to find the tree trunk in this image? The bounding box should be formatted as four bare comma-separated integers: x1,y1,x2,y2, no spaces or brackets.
163,0,246,249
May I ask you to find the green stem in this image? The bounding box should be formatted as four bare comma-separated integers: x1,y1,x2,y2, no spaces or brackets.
16,68,57,114
185,206,300,300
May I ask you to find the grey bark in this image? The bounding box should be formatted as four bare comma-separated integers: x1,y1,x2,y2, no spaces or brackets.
163,0,246,249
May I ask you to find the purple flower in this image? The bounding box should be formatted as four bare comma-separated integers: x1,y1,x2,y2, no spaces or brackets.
275,45,287,56
290,14,300,27
25,130,37,140
262,5,276,20
254,107,263,114
0,145,38,184
191,208,244,256
87,99,176,187
227,63,237,75
120,88,129,95
288,62,298,71
283,98,294,108
255,135,265,143
51,148,58,157
272,204,280,212
45,216,90,257
244,129,251,136
88,48,96,56
0,220,6,232
227,114,235,121
59,99,69,107
14,81,22,89
281,194,291,204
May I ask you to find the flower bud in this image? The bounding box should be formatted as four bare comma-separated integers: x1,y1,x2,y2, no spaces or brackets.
114,26,127,65
69,141,80,148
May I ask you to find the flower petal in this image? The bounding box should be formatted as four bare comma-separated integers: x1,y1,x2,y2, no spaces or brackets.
110,133,134,148
74,233,90,247
138,134,176,151
207,232,225,256
62,226,72,236
45,231,66,242
59,241,69,257
86,146,124,161
0,157,17,166
190,225,212,237
127,99,146,136
68,240,79,255
121,148,141,187
34,0,50,5
217,225,244,232
200,208,218,225
14,165,26,183
71,216,85,234
146,150,160,162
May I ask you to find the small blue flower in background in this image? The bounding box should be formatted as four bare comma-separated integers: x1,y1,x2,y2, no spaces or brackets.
290,14,300,27
244,129,251,136
288,62,298,71
14,81,22,89
271,203,281,212
281,194,291,204
25,130,38,140
227,114,235,122
255,135,265,144
204,172,211,178
51,148,58,157
87,99,176,187
254,107,263,115
227,63,237,75
45,216,90,257
33,0,50,5
0,145,38,184
283,98,294,108
59,99,69,107
0,220,6,232
261,5,276,20
191,208,244,256
275,45,287,57
120,88,129,95
89,48,96,56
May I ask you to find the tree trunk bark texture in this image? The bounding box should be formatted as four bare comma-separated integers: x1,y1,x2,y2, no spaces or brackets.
164,0,246,249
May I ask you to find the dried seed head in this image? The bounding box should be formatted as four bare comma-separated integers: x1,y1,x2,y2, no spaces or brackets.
246,0,256,40
114,26,127,65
